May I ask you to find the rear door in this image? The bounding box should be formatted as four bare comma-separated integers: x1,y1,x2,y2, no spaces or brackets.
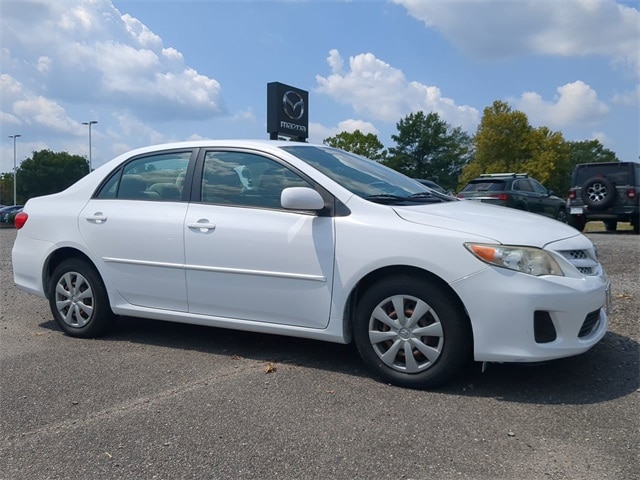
183,149,336,328
79,150,194,311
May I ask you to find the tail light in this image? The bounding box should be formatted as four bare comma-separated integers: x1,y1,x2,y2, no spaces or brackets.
14,212,28,229
627,188,637,199
489,193,509,201
568,191,576,200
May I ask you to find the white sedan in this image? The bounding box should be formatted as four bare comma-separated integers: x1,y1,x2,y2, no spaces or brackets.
12,140,609,388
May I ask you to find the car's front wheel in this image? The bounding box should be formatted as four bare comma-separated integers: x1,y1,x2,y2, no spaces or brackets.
49,259,114,338
354,275,471,389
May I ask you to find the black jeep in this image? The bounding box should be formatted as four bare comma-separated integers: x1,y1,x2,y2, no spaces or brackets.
567,162,640,234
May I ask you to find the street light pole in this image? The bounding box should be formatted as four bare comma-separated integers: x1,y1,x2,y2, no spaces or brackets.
8,134,21,205
82,121,98,171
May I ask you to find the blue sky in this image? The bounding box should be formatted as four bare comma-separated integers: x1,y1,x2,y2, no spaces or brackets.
1,0,639,174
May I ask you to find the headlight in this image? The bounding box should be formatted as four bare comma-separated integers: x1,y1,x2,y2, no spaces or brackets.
464,243,564,277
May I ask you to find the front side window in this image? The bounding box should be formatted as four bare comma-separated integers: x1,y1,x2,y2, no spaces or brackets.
96,152,191,200
529,179,549,194
201,151,311,209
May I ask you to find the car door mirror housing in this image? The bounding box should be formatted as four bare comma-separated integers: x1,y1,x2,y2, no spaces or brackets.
281,187,325,211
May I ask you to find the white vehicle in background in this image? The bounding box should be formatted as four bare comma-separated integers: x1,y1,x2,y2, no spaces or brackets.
12,140,610,388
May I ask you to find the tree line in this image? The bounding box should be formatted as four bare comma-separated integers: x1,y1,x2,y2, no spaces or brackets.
0,100,619,205
324,100,618,194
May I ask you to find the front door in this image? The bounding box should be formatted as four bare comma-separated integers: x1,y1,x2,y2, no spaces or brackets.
184,150,335,328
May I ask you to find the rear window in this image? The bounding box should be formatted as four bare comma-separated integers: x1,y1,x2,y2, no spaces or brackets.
461,180,506,192
574,163,632,186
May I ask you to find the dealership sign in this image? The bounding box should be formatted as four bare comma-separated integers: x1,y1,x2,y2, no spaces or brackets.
267,82,309,141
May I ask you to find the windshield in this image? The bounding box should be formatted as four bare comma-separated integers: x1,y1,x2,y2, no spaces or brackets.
281,145,453,204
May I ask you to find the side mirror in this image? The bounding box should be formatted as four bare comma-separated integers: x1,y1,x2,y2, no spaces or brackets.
281,187,325,211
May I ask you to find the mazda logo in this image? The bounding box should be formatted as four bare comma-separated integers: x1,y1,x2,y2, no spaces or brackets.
283,91,304,120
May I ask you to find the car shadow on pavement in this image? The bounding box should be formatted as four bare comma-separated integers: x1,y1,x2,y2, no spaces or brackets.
39,317,638,405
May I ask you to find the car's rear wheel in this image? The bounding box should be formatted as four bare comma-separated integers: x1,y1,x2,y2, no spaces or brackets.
556,208,568,223
49,259,114,338
604,220,617,231
354,275,471,389
568,215,586,231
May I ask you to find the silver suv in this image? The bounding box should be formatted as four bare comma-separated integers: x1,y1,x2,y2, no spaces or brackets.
567,162,640,234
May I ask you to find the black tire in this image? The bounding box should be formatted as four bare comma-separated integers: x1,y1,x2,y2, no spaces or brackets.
632,215,639,235
49,259,114,338
556,208,568,223
353,275,472,389
580,177,616,210
568,214,586,231
604,220,617,232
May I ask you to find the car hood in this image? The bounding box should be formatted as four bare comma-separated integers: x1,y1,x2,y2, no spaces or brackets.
392,200,579,247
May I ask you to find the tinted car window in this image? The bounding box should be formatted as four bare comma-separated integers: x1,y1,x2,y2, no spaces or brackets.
461,180,506,192
201,151,311,209
282,145,436,199
529,179,549,194
96,151,191,200
574,163,632,185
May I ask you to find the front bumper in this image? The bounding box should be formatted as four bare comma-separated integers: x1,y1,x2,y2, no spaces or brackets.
452,266,608,363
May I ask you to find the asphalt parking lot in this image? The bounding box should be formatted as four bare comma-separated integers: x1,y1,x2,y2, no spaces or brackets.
1,227,638,480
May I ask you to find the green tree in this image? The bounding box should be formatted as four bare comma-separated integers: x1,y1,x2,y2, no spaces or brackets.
460,101,533,188
323,130,388,161
16,150,89,202
523,127,571,194
0,172,15,205
385,111,473,191
567,139,618,169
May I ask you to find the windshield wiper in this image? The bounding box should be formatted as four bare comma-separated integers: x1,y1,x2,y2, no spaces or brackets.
363,194,408,204
364,193,444,204
408,192,434,198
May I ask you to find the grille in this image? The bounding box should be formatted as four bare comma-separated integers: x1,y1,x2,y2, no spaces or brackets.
557,249,599,276
565,250,587,260
579,310,601,337
576,266,595,275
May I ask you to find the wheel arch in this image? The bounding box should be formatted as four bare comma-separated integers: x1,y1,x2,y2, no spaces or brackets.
342,265,473,344
43,247,97,296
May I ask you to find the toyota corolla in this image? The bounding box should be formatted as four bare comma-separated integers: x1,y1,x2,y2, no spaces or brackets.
12,140,610,388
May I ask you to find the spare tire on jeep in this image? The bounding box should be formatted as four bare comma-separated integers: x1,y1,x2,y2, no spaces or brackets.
580,176,616,210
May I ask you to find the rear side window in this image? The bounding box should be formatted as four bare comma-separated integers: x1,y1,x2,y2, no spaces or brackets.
96,152,191,200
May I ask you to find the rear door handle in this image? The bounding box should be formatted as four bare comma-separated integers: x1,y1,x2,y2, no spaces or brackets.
86,212,107,224
187,221,216,233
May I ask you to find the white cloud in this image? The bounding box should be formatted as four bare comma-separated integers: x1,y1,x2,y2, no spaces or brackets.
13,96,79,133
513,81,609,127
2,0,225,120
114,112,166,146
0,74,79,134
121,13,163,49
35,56,52,73
394,0,640,75
612,85,640,106
315,50,479,130
336,119,379,135
309,119,379,144
591,131,611,146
